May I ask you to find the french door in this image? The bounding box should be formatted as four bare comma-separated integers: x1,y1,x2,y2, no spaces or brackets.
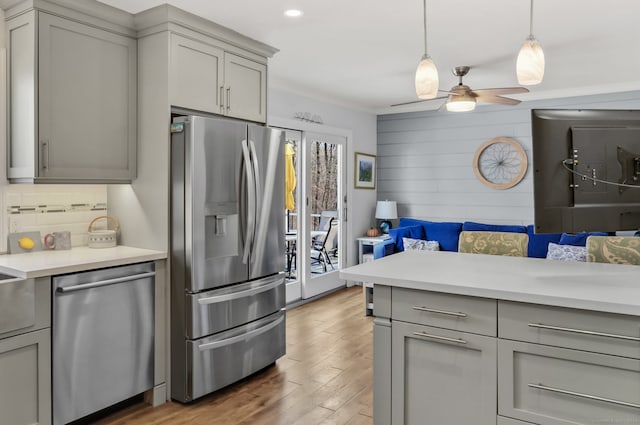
301,131,346,299
280,128,346,302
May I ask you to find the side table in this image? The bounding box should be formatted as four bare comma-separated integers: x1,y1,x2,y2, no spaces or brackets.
356,236,390,315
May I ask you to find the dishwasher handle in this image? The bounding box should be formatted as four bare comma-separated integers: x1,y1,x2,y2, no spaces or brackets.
56,271,156,293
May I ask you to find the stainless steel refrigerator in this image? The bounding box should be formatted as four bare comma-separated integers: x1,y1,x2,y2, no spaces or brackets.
170,115,286,402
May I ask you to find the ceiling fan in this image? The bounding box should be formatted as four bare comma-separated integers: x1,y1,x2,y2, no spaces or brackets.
392,66,529,112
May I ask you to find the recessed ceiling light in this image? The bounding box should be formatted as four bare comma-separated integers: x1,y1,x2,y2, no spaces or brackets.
284,9,303,18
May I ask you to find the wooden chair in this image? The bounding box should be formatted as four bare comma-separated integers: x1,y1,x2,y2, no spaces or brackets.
458,231,529,257
586,236,640,265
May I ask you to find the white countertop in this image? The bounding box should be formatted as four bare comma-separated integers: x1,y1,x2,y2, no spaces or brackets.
0,246,167,278
340,251,640,316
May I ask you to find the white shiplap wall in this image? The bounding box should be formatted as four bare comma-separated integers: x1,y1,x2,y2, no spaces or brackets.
377,91,640,225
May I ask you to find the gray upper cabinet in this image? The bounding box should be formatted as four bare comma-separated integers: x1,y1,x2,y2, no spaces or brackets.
223,53,266,123
170,34,224,115
170,33,267,123
6,7,137,183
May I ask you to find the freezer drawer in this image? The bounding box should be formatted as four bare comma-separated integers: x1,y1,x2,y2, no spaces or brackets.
187,274,285,339
186,309,285,401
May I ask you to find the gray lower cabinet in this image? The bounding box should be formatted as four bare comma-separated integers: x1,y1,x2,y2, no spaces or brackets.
390,321,497,425
498,340,640,425
6,5,137,183
169,33,267,123
0,329,51,425
497,300,640,425
0,276,51,425
375,286,640,425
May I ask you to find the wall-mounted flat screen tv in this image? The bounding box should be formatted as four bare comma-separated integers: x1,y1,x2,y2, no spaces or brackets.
532,109,640,233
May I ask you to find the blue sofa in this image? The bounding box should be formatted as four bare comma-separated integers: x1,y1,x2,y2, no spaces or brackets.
372,218,608,259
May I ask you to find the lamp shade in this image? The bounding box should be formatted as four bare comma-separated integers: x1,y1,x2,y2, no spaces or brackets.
516,36,545,85
415,55,439,99
375,201,398,220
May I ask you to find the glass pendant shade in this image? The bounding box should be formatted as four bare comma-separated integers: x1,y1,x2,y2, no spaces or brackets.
517,36,545,85
415,54,439,99
446,93,476,112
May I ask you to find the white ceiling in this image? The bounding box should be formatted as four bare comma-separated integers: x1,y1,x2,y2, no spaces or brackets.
96,0,640,114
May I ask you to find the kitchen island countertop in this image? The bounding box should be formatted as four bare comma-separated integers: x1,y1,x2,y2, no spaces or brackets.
0,245,167,278
340,250,640,316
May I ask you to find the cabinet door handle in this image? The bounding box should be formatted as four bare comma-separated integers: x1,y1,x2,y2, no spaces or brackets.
219,86,224,113
412,331,467,345
528,383,640,409
40,139,49,172
226,87,231,112
528,323,640,342
412,306,467,318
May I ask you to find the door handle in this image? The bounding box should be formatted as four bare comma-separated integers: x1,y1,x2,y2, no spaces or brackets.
219,86,224,113
412,331,467,345
56,271,156,293
412,306,468,318
528,323,640,342
248,140,262,245
40,139,50,172
198,313,284,351
528,383,640,409
197,277,282,305
226,87,231,113
241,140,255,265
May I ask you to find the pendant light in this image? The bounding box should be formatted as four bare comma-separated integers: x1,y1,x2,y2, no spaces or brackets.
516,0,545,85
415,0,439,99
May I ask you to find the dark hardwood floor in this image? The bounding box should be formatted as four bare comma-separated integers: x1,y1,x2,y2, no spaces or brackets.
93,285,374,425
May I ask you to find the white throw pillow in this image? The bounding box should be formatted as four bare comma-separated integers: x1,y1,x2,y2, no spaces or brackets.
546,242,587,262
403,237,439,252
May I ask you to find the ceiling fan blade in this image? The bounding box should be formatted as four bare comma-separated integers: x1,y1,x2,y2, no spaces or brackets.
472,87,529,96
475,94,522,105
390,95,448,107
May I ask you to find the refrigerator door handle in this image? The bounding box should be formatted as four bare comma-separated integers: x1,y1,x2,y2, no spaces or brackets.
248,140,262,246
197,313,284,352
197,277,282,305
241,139,255,265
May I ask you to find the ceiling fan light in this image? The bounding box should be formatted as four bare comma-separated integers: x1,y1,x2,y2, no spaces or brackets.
415,55,439,99
446,93,476,112
517,36,545,85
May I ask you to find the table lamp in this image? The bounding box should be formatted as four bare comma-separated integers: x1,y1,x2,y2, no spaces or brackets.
375,200,397,234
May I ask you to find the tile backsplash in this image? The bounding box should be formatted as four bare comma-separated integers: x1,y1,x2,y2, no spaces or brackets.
3,185,108,253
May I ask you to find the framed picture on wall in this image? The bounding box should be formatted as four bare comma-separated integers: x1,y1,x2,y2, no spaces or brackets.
354,152,376,189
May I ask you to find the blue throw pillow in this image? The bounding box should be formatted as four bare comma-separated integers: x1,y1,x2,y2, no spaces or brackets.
422,221,462,252
527,225,562,258
388,225,425,252
559,232,608,247
462,221,527,234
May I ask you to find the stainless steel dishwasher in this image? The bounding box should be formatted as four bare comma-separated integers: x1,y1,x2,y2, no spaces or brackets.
52,262,155,425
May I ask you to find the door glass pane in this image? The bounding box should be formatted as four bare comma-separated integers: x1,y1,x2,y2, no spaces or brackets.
308,138,340,277
284,131,300,283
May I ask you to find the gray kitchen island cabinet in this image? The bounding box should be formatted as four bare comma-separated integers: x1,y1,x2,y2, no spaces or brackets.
340,251,640,425
5,1,137,183
170,33,267,123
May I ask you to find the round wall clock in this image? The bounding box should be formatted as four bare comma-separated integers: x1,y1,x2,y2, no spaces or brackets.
472,137,528,190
